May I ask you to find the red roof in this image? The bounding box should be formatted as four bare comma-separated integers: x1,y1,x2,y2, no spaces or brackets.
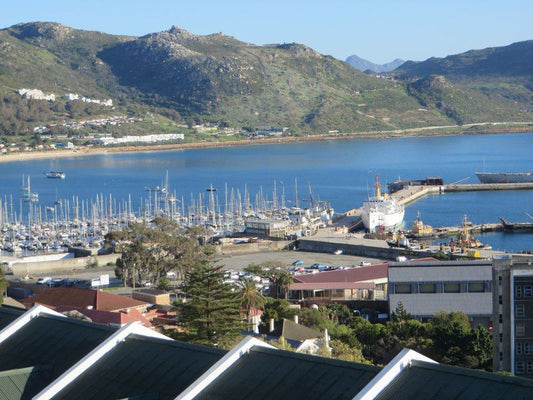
293,263,388,284
22,287,148,312
55,306,152,327
290,282,376,291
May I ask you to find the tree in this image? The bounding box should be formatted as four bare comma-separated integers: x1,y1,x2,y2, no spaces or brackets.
237,278,265,331
109,218,212,286
267,269,293,299
177,260,242,346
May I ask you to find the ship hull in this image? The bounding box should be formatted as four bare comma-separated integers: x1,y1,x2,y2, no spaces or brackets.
476,172,533,184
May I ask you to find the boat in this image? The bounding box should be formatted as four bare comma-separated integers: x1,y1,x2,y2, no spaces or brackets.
406,211,435,239
361,176,405,233
20,175,38,203
449,215,492,250
44,160,66,179
475,172,533,184
44,171,66,179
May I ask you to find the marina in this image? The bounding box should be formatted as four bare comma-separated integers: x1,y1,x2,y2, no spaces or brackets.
0,132,532,258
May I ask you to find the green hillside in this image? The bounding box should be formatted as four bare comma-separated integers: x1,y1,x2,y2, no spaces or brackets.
0,22,532,140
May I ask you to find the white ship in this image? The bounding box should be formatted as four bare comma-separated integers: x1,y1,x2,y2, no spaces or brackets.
362,176,404,233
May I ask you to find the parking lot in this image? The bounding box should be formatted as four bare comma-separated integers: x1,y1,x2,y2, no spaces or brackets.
217,250,385,271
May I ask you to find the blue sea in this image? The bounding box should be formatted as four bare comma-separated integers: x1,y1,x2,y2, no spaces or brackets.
1,132,532,252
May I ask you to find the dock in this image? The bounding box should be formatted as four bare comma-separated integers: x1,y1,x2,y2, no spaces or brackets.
335,181,533,232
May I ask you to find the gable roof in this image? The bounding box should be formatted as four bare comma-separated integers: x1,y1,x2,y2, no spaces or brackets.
53,334,226,400
0,306,25,330
294,264,388,284
374,359,533,400
21,287,148,312
0,314,116,394
0,366,52,400
281,318,322,342
194,346,381,400
54,306,153,327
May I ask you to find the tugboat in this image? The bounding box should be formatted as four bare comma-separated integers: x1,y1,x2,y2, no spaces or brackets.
449,215,492,250
406,211,435,239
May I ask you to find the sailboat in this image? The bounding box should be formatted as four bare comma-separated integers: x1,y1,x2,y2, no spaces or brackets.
21,175,39,202
44,159,66,179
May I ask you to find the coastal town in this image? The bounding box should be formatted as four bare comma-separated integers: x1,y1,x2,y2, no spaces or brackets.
2,2,533,398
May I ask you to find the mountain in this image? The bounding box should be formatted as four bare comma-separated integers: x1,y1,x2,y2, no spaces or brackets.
395,40,533,79
0,22,532,139
345,55,405,73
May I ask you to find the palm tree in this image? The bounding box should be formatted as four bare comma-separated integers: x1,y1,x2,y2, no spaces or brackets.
237,278,266,331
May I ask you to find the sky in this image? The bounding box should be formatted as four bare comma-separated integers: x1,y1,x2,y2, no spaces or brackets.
1,0,533,64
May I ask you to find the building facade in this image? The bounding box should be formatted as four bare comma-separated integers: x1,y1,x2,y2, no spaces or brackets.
388,259,493,327
492,254,533,377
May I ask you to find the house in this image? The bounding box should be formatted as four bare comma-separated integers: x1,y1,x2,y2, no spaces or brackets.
0,305,532,399
288,263,388,303
54,305,152,328
20,286,149,312
388,259,493,327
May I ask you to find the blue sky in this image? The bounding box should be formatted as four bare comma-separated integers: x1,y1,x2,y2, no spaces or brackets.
1,0,533,64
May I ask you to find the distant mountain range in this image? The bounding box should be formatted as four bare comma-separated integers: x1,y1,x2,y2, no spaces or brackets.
0,22,532,139
345,55,405,73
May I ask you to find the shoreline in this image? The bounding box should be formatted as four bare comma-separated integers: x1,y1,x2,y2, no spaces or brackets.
1,125,531,164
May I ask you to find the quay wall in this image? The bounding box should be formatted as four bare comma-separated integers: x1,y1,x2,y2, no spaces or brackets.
10,253,120,275
297,239,429,260
215,240,291,255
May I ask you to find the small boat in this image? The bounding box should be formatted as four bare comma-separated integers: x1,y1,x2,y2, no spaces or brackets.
44,171,66,179
44,160,66,179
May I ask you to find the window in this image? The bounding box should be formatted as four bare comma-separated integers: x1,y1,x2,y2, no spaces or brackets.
525,343,533,355
499,314,503,323
499,276,502,285
525,286,532,297
517,342,523,355
517,323,526,337
395,284,412,294
517,361,525,374
528,361,533,374
444,283,460,293
499,333,503,343
516,304,525,318
419,283,436,293
468,282,485,292
499,295,502,305
516,285,523,298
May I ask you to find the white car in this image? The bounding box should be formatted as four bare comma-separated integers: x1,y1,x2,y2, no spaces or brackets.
36,277,52,285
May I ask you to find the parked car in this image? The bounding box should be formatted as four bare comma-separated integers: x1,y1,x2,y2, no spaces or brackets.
49,278,65,287
292,260,304,266
36,277,52,285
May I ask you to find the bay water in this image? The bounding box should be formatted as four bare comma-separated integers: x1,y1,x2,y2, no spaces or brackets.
1,132,532,252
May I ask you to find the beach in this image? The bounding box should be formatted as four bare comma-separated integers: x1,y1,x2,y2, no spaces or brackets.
1,123,531,164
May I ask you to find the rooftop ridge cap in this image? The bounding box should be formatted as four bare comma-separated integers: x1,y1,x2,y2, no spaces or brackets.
34,321,169,400
175,336,275,400
126,333,227,355
0,305,65,345
353,348,437,400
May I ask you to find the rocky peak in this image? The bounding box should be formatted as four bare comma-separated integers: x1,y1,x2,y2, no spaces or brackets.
10,22,73,42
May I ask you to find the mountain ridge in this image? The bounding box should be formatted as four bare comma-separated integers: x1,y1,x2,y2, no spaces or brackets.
0,22,532,140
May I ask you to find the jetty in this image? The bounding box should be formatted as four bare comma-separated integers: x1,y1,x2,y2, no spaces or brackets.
337,181,533,232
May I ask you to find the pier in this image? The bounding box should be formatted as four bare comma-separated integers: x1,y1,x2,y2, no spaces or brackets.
336,181,533,232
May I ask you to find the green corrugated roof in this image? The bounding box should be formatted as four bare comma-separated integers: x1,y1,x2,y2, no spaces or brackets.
54,334,226,400
375,360,533,400
0,306,25,330
0,314,116,395
0,366,52,400
196,346,381,400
